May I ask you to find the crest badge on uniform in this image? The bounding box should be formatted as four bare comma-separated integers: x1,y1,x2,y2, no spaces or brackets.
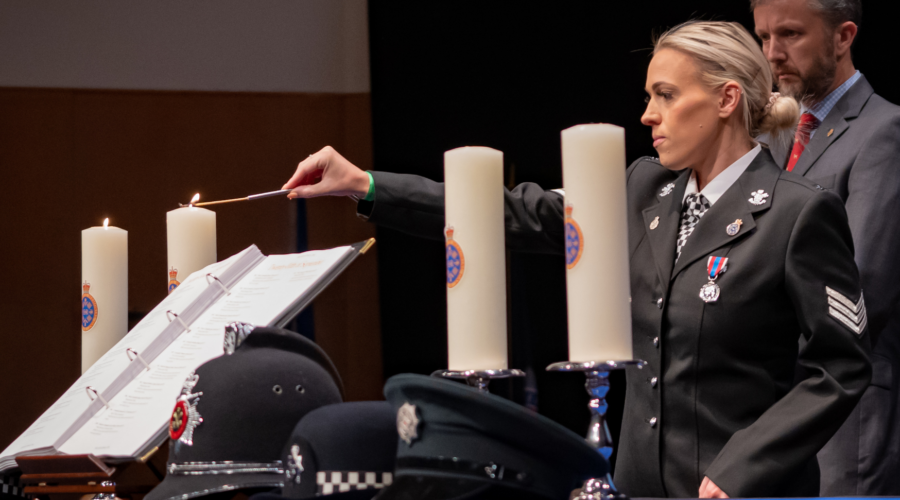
649,216,660,230
726,219,743,236
397,402,420,446
660,183,675,197
825,286,868,337
286,443,304,484
445,226,465,288
168,267,180,294
169,372,203,445
699,256,729,303
564,204,584,269
81,281,99,331
748,190,769,206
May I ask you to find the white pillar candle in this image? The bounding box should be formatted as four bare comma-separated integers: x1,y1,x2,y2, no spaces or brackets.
561,124,633,361
166,197,216,293
81,218,128,373
444,146,508,370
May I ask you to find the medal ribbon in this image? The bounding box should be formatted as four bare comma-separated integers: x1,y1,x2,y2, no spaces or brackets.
707,256,728,280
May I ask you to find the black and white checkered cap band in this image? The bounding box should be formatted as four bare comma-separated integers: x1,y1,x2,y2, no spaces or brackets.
316,471,393,495
1,475,24,498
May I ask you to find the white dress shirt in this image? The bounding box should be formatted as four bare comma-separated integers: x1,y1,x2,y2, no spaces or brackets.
682,144,761,206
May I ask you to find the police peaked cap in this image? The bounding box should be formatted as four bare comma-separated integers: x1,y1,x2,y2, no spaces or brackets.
145,327,344,500
376,374,610,500
252,401,398,500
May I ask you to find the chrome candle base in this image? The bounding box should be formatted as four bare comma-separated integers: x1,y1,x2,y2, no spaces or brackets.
431,368,526,392
547,360,645,500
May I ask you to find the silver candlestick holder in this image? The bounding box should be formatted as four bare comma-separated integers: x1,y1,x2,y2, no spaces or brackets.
546,360,645,500
431,368,526,392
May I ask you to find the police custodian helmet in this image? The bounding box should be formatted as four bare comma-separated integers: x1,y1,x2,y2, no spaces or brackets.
146,327,344,500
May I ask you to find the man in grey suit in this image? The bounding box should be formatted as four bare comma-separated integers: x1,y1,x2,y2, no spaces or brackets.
754,0,900,495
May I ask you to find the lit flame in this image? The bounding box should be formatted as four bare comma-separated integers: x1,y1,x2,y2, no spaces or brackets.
103,218,109,228
190,193,200,205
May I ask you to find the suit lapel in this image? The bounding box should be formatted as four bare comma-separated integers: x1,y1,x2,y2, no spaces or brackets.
642,171,690,287
792,75,875,176
670,151,780,279
790,105,849,176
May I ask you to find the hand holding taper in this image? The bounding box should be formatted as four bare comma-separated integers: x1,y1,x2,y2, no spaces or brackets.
283,146,370,199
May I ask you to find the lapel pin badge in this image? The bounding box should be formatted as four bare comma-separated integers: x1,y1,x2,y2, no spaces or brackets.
748,190,769,206
660,183,675,197
650,216,660,230
726,219,743,236
827,128,834,137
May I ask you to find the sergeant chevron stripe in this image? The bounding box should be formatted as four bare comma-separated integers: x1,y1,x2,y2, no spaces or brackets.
825,286,867,337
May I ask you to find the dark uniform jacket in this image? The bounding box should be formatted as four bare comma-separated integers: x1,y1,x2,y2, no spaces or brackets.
763,75,900,496
357,148,871,497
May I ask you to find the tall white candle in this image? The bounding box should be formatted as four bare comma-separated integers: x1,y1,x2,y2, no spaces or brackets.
561,124,633,361
81,218,128,373
444,146,508,370
166,198,216,293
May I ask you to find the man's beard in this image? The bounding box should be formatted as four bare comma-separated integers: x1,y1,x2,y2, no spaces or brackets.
775,45,837,106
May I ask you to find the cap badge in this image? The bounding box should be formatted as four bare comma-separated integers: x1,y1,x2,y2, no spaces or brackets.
748,190,769,206
168,267,180,294
726,219,743,236
445,226,465,288
660,183,675,197
286,444,304,484
223,322,255,355
397,402,420,446
81,281,99,331
564,204,584,269
169,372,203,445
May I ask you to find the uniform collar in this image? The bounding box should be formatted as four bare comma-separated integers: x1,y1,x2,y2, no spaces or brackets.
682,144,761,206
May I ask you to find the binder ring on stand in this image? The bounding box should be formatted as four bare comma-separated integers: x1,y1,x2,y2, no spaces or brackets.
126,348,151,371
206,273,231,295
85,386,110,408
166,310,191,332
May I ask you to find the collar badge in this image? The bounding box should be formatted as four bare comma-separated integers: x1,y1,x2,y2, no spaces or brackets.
660,183,675,197
726,219,743,236
748,190,769,206
286,444,304,484
397,402,420,446
169,372,203,446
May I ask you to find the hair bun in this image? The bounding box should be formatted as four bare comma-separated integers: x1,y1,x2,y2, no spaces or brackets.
758,92,800,143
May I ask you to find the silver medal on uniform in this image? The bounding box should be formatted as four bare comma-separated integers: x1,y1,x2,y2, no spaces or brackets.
700,256,729,303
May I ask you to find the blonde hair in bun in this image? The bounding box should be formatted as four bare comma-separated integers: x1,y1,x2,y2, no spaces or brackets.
654,21,800,147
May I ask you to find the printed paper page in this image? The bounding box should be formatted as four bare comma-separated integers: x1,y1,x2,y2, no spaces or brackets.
0,253,243,468
59,247,350,457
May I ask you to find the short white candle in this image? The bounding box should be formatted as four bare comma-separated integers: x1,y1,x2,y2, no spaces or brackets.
444,146,508,370
166,196,216,293
561,124,633,361
81,218,128,373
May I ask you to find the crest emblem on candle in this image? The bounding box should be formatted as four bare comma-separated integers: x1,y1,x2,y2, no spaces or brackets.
445,226,465,288
167,267,180,294
81,281,99,331
564,204,584,269
397,402,420,446
169,372,203,445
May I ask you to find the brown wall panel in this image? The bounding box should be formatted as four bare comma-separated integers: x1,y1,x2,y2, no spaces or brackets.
0,88,380,450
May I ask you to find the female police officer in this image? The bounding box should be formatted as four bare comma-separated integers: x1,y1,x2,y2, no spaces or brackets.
282,21,871,499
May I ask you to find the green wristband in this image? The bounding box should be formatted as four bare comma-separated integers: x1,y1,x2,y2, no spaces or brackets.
363,171,375,202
